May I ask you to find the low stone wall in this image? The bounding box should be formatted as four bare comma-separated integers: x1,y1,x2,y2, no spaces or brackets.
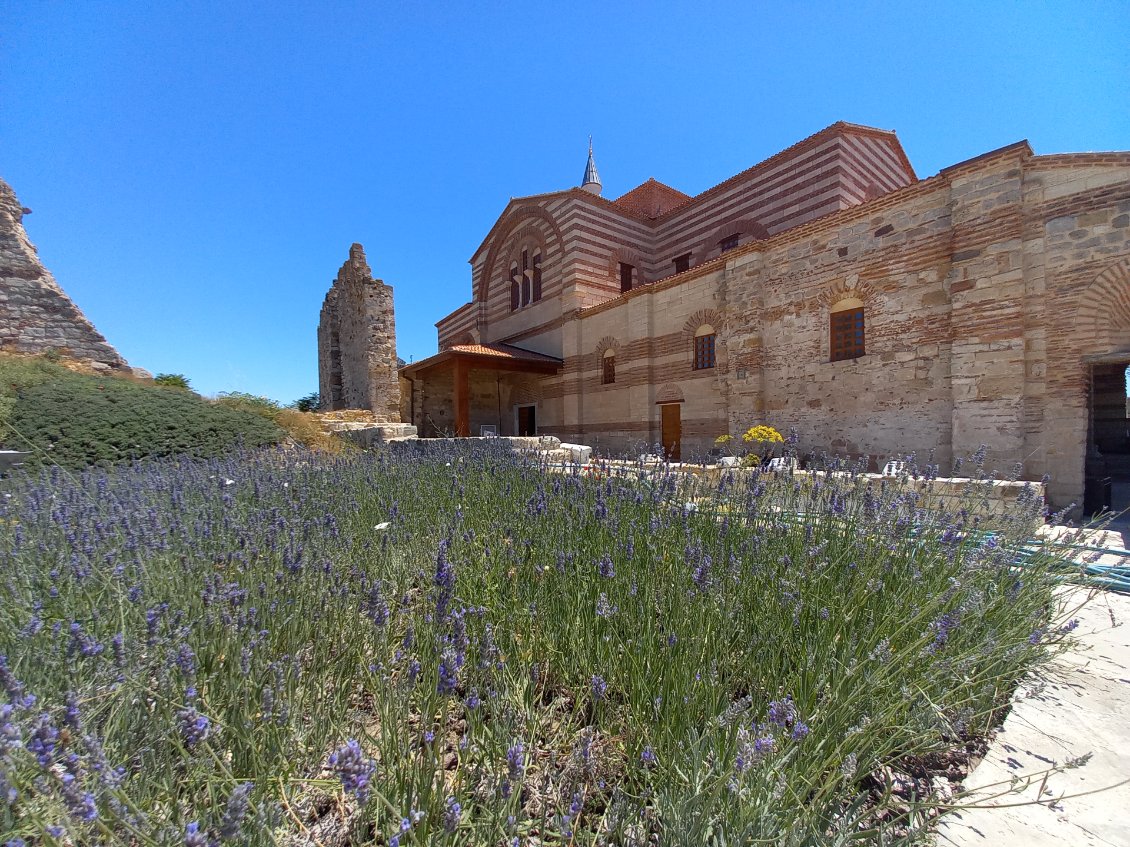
695,466,1044,517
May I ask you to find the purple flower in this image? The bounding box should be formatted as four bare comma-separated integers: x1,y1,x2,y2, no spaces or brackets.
184,821,208,847
506,741,525,782
791,721,810,741
0,655,35,709
328,740,375,803
928,612,959,653
767,697,796,728
641,746,657,766
217,782,253,840
591,674,608,702
177,693,211,750
28,712,59,766
592,552,614,580
434,540,455,620
443,796,462,833
437,649,460,695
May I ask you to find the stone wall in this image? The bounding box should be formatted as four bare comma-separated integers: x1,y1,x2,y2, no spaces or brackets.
317,244,401,420
0,177,127,368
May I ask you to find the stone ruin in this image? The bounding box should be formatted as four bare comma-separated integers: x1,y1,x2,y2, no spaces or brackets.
0,177,128,370
317,244,416,441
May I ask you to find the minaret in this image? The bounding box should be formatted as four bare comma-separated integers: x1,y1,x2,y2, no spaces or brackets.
580,136,602,195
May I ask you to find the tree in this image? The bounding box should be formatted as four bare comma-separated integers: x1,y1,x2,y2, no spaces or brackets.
292,391,320,413
154,373,191,390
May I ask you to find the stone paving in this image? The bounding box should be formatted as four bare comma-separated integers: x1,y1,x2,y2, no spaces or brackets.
937,585,1130,846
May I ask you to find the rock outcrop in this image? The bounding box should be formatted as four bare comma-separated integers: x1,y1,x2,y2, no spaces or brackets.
0,178,127,369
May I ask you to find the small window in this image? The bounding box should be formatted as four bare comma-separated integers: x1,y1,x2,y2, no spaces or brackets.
719,233,740,253
602,350,615,385
693,326,716,370
619,262,634,293
509,264,520,312
830,307,865,361
532,253,542,301
673,253,691,274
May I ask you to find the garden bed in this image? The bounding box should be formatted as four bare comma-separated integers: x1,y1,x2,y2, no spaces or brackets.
0,442,1078,844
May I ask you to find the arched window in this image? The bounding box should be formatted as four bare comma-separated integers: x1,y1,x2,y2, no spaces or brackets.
521,249,531,306
719,233,740,253
532,253,543,301
602,349,616,385
509,263,520,312
693,324,716,370
830,298,865,361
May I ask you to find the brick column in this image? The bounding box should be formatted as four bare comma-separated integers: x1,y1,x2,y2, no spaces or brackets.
453,358,470,437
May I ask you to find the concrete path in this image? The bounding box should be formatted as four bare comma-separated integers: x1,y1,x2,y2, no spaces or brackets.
936,586,1130,846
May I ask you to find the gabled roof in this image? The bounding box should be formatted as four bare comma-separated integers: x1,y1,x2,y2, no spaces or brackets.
613,178,692,219
400,341,563,378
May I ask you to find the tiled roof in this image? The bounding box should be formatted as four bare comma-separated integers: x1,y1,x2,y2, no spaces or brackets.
612,178,692,219
401,341,563,377
448,342,562,363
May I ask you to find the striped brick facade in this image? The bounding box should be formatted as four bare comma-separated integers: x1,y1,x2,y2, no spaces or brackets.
412,123,1130,510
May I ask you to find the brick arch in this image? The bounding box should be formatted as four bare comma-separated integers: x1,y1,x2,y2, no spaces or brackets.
505,223,549,270
608,245,649,285
1076,257,1130,353
481,204,565,303
656,383,684,404
593,335,621,369
819,274,878,308
683,308,725,339
698,217,769,259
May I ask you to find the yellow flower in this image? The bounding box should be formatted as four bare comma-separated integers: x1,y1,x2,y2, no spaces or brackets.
715,434,733,445
742,425,784,444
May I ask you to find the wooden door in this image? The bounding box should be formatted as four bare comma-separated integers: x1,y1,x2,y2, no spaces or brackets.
660,403,681,462
517,405,536,437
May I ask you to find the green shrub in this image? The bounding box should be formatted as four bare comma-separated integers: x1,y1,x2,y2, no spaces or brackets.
2,370,283,467
292,390,320,412
212,391,281,420
154,372,192,389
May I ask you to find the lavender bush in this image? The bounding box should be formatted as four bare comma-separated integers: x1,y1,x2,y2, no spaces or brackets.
0,443,1072,844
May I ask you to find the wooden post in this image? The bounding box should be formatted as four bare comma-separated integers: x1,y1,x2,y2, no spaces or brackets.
453,357,470,437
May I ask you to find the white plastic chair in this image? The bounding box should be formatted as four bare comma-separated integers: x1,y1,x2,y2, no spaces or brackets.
767,456,797,472
881,460,906,477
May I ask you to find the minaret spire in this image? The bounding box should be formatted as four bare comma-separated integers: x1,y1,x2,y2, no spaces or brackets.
581,135,602,195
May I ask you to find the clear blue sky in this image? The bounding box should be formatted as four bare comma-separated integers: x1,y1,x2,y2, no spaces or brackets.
3,1,1127,403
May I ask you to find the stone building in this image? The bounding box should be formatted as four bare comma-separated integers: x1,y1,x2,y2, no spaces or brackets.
396,122,1130,509
0,177,127,369
317,243,401,420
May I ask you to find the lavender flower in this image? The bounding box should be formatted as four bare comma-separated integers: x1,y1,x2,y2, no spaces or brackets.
443,796,462,833
184,821,208,847
217,782,253,840
591,674,608,702
328,740,375,803
597,554,615,579
767,697,796,728
434,540,455,620
28,712,59,766
177,691,211,750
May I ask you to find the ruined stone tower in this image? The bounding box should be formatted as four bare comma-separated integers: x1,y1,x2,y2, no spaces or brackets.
317,244,400,419
0,177,127,368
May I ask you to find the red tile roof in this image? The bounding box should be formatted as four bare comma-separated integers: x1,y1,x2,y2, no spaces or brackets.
612,178,692,219
400,341,563,377
447,342,562,363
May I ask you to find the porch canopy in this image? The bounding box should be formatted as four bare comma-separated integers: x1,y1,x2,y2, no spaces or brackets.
400,342,562,437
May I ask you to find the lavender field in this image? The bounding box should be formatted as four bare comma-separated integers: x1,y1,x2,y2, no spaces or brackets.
0,444,1072,845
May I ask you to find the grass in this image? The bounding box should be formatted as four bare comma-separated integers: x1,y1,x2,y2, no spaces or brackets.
0,442,1073,845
